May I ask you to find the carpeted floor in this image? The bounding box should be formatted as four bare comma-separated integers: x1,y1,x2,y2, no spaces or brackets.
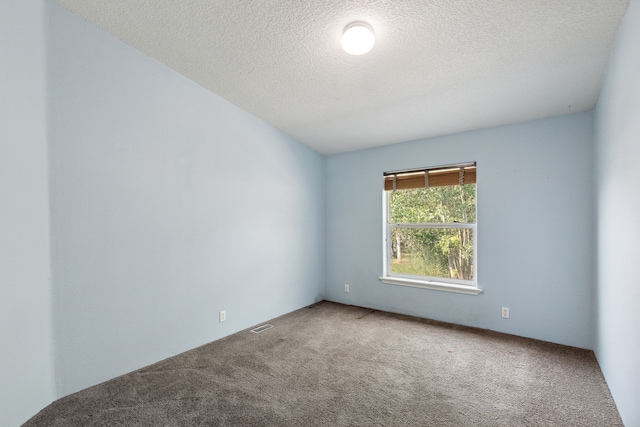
24,301,623,426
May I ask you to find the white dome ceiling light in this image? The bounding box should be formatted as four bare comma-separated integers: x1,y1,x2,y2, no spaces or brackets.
341,22,375,55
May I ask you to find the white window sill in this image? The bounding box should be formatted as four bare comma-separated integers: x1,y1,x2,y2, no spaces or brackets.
378,276,483,295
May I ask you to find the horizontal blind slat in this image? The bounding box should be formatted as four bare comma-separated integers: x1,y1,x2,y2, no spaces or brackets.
384,168,476,191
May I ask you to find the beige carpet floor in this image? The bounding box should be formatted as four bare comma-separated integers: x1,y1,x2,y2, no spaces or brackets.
24,301,623,426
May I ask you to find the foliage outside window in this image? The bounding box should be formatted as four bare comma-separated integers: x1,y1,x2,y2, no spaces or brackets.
384,164,477,288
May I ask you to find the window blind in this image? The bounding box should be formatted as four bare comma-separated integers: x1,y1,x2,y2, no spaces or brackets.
383,163,476,191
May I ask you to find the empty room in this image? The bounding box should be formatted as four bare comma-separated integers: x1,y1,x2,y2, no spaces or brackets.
2,0,639,426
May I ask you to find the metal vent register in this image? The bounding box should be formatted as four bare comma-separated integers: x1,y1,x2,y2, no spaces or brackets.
250,324,274,334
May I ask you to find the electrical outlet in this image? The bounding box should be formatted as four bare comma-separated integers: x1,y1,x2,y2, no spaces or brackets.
219,310,226,322
344,284,350,293
501,307,510,319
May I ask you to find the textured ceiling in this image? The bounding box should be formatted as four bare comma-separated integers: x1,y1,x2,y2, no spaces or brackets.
54,0,628,154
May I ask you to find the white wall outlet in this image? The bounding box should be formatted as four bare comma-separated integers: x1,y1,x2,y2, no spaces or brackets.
219,310,226,322
501,307,510,319
344,284,350,293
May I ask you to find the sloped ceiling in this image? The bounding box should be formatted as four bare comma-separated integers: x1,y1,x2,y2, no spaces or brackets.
54,0,628,154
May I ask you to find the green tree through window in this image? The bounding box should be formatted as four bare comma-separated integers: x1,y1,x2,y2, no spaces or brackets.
385,165,476,286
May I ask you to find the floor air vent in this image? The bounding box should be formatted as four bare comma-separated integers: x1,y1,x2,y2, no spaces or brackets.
251,324,274,333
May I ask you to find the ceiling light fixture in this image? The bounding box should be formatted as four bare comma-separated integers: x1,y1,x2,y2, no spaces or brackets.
341,22,375,55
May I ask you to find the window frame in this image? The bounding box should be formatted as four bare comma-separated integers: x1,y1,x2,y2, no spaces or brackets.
379,165,482,295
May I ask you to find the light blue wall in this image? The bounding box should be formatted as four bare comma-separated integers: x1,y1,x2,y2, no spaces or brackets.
326,113,594,349
594,0,640,425
0,1,56,425
47,3,325,396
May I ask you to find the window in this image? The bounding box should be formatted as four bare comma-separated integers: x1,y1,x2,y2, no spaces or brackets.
379,163,481,295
